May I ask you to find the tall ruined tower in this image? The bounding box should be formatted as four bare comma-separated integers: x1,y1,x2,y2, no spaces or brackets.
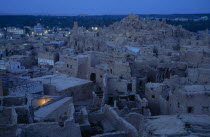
72,21,79,35
0,78,3,96
204,29,210,47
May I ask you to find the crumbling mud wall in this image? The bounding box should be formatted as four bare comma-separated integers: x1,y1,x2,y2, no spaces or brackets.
102,105,138,137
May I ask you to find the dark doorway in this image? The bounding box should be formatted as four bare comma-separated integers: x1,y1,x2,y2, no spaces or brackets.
108,97,114,105
187,107,193,113
127,83,132,91
90,73,96,82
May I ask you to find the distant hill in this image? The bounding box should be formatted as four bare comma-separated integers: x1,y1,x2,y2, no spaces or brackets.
0,14,209,32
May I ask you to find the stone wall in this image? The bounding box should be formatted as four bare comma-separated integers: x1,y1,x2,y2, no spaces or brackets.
60,82,93,102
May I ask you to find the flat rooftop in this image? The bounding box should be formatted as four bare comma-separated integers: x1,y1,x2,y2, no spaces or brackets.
32,74,92,91
5,55,28,59
144,115,210,136
34,97,73,121
182,85,210,93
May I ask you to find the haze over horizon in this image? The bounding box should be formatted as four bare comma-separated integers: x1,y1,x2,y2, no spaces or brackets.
0,0,210,16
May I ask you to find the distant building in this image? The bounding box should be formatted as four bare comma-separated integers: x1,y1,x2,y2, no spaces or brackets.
0,31,4,38
7,27,25,35
34,23,44,35
0,60,25,73
0,79,3,96
38,52,59,66
3,55,34,69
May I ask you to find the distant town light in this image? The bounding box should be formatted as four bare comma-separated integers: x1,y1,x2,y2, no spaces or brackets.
44,30,48,34
92,27,98,30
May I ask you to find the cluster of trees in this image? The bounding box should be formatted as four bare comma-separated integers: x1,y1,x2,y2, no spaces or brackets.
0,14,209,32
167,20,210,32
0,15,125,29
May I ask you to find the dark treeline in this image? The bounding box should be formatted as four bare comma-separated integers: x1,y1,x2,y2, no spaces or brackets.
166,20,210,32
0,15,126,29
0,14,209,32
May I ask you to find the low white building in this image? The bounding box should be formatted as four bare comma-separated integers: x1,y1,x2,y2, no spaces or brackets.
7,27,25,35
38,58,55,66
34,23,44,35
0,60,25,73
38,52,59,66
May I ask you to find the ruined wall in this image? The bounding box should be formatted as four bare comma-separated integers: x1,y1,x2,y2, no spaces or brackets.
0,125,18,137
0,79,3,96
140,46,154,56
77,56,89,79
35,97,74,122
0,96,27,107
0,108,17,124
3,56,34,69
0,96,31,124
187,68,210,84
9,81,43,96
43,84,57,95
180,50,203,67
169,90,210,115
145,83,168,115
24,120,82,137
57,55,89,79
107,78,129,95
59,55,78,77
58,82,93,102
47,99,73,121
102,105,138,137
92,131,128,137
124,113,143,131
90,65,109,89
113,62,131,78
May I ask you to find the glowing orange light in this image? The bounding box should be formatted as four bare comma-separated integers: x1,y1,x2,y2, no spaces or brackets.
32,97,53,106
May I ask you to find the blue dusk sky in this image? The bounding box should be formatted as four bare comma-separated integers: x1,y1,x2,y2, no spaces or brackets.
0,0,210,15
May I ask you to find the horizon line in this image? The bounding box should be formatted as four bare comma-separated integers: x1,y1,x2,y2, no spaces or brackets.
0,13,210,17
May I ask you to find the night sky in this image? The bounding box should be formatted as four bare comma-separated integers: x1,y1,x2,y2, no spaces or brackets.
0,0,210,15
